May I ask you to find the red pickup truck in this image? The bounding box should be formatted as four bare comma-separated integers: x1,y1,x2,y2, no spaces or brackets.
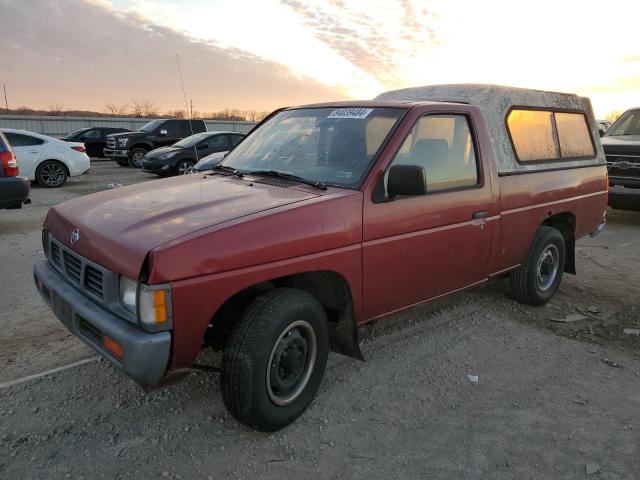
34,85,607,431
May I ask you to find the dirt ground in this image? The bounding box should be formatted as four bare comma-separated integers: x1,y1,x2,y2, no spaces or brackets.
1,162,639,479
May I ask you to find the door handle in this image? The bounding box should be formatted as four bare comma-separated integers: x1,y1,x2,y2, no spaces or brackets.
29,150,39,153
472,211,488,219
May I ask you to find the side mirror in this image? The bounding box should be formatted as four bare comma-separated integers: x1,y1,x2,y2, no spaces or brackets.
159,129,168,137
387,165,427,199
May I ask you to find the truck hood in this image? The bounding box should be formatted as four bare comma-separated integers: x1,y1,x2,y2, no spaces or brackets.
601,135,640,155
107,131,146,140
45,174,320,279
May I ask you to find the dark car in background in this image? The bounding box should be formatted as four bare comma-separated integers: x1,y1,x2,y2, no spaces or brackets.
142,131,244,176
0,131,30,209
104,119,207,168
601,107,640,210
61,127,130,158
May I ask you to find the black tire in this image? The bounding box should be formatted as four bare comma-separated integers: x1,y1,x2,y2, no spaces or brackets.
116,159,129,167
510,226,566,306
128,147,148,168
35,160,68,188
221,288,329,432
174,159,195,176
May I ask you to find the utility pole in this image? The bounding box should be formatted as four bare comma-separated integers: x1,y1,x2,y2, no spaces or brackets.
3,84,8,114
190,98,193,119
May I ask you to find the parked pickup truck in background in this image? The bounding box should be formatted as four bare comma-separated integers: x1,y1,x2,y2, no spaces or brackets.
34,85,607,432
601,107,640,211
104,119,207,168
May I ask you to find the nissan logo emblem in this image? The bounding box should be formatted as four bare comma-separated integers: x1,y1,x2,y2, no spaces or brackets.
70,228,80,245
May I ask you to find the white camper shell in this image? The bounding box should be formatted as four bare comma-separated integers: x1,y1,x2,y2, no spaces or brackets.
376,84,606,174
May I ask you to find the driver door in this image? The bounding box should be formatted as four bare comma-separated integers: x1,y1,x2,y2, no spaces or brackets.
362,109,496,319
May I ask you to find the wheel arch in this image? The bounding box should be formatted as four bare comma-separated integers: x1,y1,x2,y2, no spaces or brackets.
205,270,363,361
38,158,70,175
129,143,152,152
541,211,576,274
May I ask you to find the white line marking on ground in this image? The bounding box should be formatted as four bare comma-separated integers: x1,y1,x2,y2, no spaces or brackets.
0,357,99,390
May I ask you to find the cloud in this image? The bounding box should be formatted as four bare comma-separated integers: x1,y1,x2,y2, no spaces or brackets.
280,0,438,88
0,0,346,112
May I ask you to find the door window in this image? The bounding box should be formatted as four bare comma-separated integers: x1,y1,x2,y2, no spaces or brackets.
230,134,244,147
82,129,100,139
4,132,45,147
385,114,479,195
162,121,183,137
205,135,229,149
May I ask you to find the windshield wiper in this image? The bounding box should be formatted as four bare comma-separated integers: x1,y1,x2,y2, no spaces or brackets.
249,170,327,190
211,164,244,177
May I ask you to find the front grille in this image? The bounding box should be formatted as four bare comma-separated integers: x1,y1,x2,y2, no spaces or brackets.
606,154,640,179
85,266,104,298
45,234,107,301
51,243,61,265
106,138,116,149
63,251,82,282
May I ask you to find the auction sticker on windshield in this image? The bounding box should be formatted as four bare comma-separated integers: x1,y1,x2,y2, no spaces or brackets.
327,108,373,119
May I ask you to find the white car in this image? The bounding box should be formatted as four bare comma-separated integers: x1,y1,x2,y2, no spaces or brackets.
0,128,90,187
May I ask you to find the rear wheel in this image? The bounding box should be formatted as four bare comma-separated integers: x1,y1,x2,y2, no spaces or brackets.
128,147,148,168
510,226,565,306
221,288,329,432
175,159,195,175
36,160,68,188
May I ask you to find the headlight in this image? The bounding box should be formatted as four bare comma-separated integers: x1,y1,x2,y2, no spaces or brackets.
119,277,137,314
118,138,129,147
119,277,171,329
158,152,177,160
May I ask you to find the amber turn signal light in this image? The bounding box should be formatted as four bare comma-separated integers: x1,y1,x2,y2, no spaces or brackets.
103,335,124,359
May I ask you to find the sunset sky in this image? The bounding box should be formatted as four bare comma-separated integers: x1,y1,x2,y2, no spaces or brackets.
2,0,639,117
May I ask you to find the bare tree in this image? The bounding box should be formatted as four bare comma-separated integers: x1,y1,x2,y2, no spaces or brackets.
166,109,186,119
605,110,624,123
47,103,64,116
104,103,128,117
131,100,158,118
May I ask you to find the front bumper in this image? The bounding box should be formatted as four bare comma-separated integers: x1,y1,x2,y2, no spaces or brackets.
608,184,640,211
103,148,129,159
0,176,30,208
141,158,174,175
34,261,171,386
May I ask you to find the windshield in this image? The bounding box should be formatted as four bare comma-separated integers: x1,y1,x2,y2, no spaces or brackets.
61,128,86,139
221,107,404,187
606,110,640,136
138,120,163,132
173,132,210,148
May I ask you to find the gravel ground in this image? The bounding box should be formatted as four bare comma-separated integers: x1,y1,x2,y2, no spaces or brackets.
1,162,639,479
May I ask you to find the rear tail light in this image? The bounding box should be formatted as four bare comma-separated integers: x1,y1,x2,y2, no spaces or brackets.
71,145,86,153
0,151,19,176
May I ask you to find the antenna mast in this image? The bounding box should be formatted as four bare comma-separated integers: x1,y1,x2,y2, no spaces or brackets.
175,54,198,163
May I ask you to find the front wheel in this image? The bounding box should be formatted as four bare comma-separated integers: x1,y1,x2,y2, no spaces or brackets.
36,160,68,188
221,288,329,432
128,148,147,168
174,159,195,175
510,226,566,306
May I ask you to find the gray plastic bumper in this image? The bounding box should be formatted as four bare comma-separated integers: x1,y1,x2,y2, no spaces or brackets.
33,261,171,386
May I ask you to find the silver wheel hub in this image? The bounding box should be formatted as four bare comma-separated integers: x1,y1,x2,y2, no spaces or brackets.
536,244,559,291
267,320,317,406
131,151,145,167
177,162,194,175
41,164,65,186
